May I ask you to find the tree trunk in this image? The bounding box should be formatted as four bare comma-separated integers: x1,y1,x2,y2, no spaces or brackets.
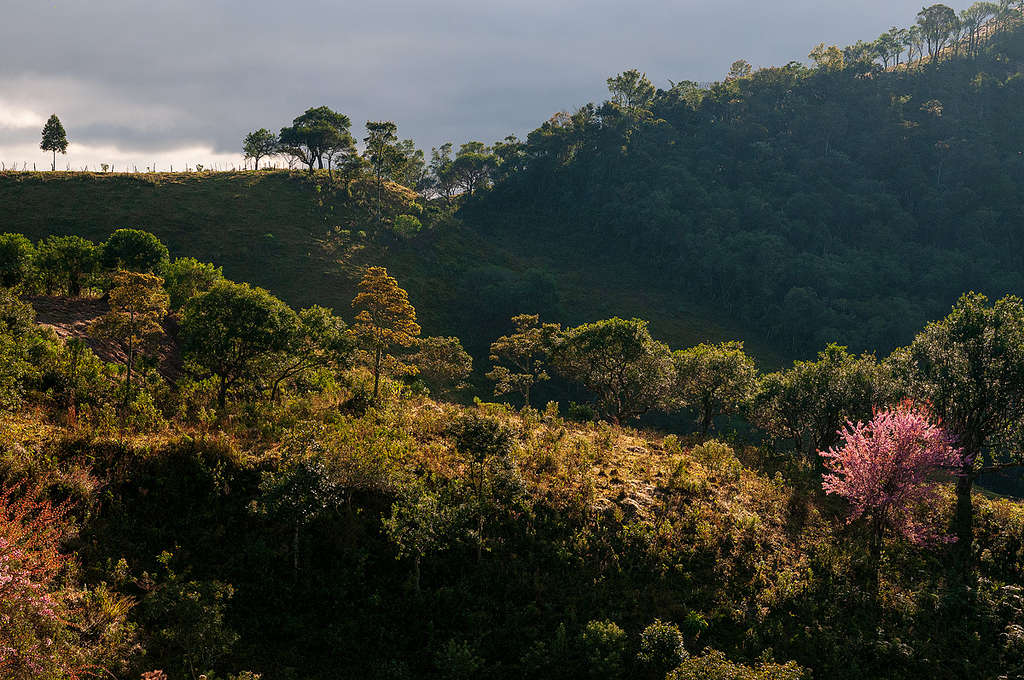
218,375,228,408
372,346,382,402
413,554,421,595
123,336,134,409
52,150,56,172
953,472,976,582
869,516,883,599
293,522,300,585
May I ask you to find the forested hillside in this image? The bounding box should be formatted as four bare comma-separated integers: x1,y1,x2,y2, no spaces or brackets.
468,16,1024,357
3,6,1024,677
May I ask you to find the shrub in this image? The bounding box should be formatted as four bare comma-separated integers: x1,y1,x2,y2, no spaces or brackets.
669,649,807,680
637,619,688,678
0,233,35,288
392,214,423,238
581,619,628,679
691,440,742,481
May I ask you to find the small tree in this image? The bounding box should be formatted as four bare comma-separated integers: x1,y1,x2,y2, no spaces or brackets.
40,114,68,171
820,401,962,589
671,340,757,435
91,271,169,407
890,292,1024,579
0,233,35,288
35,234,100,296
263,305,354,402
181,281,300,407
351,266,421,402
102,229,169,273
486,313,561,407
411,336,473,398
553,317,674,424
242,128,278,170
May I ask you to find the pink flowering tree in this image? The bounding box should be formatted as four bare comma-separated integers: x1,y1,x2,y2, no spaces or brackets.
819,400,963,588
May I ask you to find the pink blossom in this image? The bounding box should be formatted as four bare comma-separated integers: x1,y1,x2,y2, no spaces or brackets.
820,400,963,546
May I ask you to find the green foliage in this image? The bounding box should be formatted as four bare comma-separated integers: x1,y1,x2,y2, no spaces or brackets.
163,256,225,309
486,313,561,407
35,234,99,296
672,341,757,434
581,619,628,679
750,344,893,458
40,114,68,170
181,280,300,406
410,336,472,398
392,213,422,238
102,228,169,273
554,317,674,423
0,233,35,288
242,128,278,170
279,106,354,172
141,568,239,678
637,619,688,678
669,649,807,680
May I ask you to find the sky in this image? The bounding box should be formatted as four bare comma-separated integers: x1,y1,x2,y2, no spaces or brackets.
0,0,956,170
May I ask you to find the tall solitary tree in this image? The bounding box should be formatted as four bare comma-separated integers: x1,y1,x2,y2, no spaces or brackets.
40,114,68,171
351,266,420,402
242,128,278,170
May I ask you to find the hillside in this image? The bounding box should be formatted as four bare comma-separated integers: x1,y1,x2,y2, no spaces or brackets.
0,170,770,363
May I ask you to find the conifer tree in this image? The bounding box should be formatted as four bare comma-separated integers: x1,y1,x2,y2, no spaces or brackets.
39,114,68,171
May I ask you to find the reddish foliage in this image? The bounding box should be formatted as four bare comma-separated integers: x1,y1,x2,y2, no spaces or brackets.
820,400,963,546
0,484,73,677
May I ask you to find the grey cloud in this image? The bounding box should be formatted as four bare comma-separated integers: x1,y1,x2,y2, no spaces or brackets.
0,0,946,158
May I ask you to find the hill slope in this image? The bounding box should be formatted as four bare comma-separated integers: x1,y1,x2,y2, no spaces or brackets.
0,170,769,363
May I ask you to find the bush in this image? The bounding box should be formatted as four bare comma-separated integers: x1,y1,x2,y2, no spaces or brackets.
690,440,742,481
0,233,35,288
637,619,688,678
392,214,423,238
669,649,807,680
581,619,628,679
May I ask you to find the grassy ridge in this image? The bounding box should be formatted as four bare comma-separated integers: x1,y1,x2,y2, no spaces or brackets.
0,170,778,364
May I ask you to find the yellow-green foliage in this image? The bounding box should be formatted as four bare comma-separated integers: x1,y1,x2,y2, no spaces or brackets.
670,649,808,679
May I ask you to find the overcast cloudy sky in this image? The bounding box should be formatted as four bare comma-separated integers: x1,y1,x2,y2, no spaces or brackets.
0,0,952,169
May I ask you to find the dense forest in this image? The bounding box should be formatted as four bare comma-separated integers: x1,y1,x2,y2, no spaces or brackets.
2,2,1024,679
